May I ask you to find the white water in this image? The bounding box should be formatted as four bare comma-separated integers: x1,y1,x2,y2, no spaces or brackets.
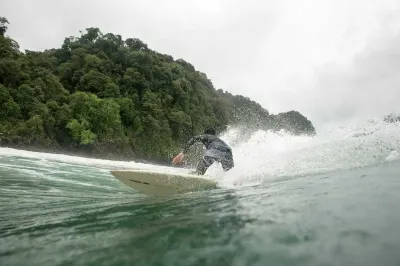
0,117,399,189
211,117,400,186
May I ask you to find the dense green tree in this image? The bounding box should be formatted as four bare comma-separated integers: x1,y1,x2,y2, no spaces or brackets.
0,17,9,36
0,17,316,162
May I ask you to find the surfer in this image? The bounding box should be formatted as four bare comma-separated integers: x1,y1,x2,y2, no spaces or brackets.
172,128,234,175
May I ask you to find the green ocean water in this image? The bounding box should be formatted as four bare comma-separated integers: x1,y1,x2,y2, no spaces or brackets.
0,151,400,266
1,121,400,266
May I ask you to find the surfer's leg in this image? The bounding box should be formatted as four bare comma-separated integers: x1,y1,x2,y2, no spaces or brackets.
221,152,234,171
221,159,234,171
195,156,215,175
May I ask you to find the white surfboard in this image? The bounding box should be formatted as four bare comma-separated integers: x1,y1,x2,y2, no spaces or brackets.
110,169,218,196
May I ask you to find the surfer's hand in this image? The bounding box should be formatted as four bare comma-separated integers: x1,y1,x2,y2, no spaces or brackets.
172,152,185,165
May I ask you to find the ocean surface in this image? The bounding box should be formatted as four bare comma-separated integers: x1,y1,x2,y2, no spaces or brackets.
1,119,400,266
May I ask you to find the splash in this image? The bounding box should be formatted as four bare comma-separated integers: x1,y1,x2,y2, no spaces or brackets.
211,117,400,186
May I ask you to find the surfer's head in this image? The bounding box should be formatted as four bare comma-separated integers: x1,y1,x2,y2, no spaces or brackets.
204,128,216,135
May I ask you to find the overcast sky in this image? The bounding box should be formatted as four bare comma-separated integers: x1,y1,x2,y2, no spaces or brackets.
3,0,400,130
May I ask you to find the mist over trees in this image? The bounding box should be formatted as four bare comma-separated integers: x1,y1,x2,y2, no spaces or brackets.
0,17,315,162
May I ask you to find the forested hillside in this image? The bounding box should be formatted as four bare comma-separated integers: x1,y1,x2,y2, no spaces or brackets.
0,17,315,162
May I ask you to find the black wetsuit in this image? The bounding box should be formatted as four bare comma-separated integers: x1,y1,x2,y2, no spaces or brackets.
182,134,234,175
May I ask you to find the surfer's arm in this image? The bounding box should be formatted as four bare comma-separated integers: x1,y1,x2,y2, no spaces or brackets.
172,134,208,165
182,134,207,154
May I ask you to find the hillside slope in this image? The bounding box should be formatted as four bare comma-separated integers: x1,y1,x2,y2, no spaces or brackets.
0,18,315,162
